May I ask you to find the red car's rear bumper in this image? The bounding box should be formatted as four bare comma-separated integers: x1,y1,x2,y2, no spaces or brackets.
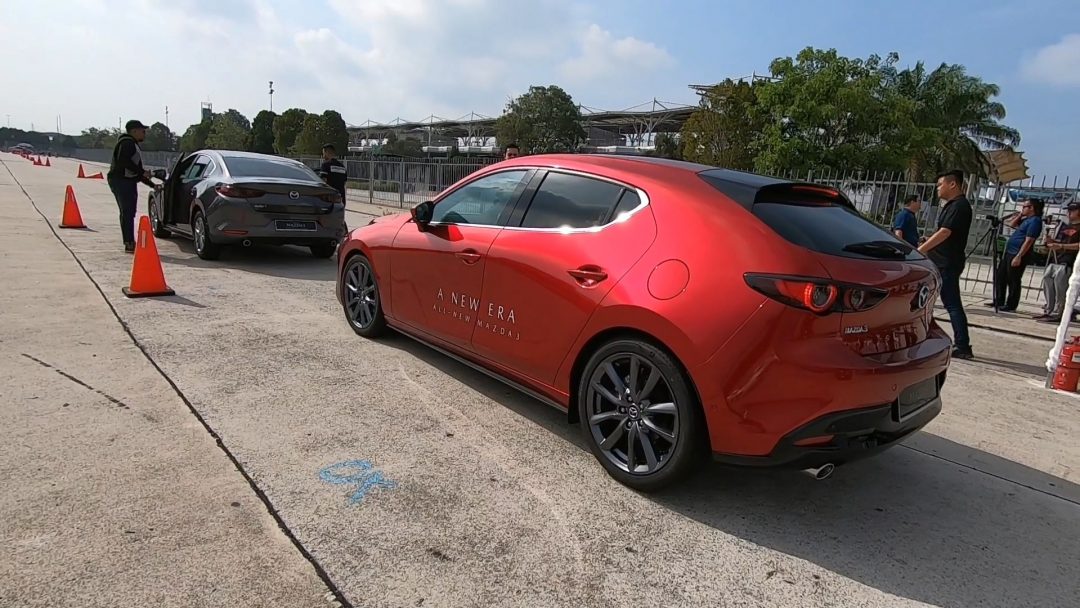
692,303,951,467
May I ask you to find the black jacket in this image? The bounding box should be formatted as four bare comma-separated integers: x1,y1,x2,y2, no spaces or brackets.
108,134,154,186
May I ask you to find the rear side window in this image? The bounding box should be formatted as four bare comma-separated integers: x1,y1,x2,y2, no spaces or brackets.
225,157,319,181
520,171,625,229
752,202,920,260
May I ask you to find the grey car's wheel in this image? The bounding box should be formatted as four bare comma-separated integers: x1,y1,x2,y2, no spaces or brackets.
192,210,220,260
343,255,386,337
578,338,706,492
149,194,170,238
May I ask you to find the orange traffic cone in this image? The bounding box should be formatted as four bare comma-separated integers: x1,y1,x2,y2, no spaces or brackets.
45,157,51,167
123,215,175,298
59,185,86,229
77,164,86,178
87,171,104,179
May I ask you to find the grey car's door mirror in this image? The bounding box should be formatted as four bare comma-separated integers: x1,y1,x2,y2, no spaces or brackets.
411,201,434,231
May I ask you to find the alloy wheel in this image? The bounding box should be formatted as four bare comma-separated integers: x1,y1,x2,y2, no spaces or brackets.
344,260,378,329
585,352,679,475
194,215,206,252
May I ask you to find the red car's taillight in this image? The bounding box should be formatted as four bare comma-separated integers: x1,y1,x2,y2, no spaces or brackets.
744,273,887,315
216,185,265,198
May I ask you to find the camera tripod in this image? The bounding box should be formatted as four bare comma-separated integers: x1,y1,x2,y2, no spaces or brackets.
967,215,1003,313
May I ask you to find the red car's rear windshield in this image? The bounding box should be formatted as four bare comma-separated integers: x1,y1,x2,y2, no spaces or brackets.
699,173,921,262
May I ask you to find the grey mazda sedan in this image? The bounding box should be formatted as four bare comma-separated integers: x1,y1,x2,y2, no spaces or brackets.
148,150,347,260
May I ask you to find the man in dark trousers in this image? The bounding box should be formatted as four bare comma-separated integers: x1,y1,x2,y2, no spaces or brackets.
319,143,348,249
107,120,159,252
918,169,974,359
993,197,1044,311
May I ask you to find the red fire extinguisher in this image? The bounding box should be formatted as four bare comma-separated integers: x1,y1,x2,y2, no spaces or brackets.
1052,336,1080,392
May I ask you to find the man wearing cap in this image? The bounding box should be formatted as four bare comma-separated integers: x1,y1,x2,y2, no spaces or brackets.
107,120,160,252
1036,201,1080,323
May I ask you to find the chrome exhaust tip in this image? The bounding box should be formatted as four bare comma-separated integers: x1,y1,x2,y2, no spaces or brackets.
803,463,836,480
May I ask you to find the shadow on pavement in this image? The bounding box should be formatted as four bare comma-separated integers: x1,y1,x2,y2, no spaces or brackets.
159,239,336,282
378,328,1080,608
976,355,1049,378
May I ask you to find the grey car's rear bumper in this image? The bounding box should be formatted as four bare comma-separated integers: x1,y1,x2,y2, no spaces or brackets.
206,199,346,245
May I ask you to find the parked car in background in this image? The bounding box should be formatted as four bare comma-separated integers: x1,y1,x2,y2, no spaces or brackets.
148,150,346,260
335,154,951,491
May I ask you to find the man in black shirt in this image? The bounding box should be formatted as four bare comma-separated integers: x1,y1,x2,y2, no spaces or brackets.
319,143,349,249
918,169,974,359
319,143,347,202
107,120,160,252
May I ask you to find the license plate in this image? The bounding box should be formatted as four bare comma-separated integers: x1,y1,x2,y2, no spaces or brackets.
275,220,317,231
894,377,938,421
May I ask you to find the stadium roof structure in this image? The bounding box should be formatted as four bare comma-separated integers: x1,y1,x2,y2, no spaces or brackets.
346,99,698,147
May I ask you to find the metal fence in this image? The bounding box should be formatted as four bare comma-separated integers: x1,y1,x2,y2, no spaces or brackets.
66,146,1080,305
772,168,1080,305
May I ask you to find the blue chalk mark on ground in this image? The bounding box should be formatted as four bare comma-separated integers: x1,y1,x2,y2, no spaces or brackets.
318,459,396,505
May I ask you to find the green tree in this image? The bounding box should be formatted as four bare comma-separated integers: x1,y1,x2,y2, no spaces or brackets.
318,110,349,156
221,108,251,132
649,133,682,160
76,127,121,149
887,61,1020,179
180,119,212,153
250,110,277,154
273,108,309,155
680,79,762,169
495,85,585,154
752,47,910,174
205,113,250,150
143,122,176,151
293,114,324,156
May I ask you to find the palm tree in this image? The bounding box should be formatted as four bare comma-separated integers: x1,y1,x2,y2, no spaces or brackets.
890,61,1020,180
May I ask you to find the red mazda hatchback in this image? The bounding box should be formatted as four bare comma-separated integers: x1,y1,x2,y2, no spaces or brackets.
336,155,951,491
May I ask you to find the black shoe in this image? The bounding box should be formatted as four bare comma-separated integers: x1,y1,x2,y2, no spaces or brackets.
999,306,1017,313
124,242,135,253
952,347,974,360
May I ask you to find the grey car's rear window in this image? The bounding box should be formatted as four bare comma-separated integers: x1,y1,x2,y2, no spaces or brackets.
225,157,318,181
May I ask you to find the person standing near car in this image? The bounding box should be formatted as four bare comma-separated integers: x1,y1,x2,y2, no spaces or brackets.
918,169,974,359
107,120,160,252
319,143,347,202
992,197,1044,311
892,194,922,247
1036,201,1080,323
319,143,349,248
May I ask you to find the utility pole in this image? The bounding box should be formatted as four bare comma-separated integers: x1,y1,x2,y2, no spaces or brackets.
5,114,10,128
269,80,274,112
165,105,169,130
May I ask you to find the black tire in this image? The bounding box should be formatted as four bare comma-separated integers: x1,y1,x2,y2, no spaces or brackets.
341,254,386,337
577,338,707,492
310,243,336,259
149,194,170,238
192,210,221,260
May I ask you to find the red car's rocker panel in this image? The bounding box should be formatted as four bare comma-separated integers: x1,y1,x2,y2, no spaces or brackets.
336,154,951,491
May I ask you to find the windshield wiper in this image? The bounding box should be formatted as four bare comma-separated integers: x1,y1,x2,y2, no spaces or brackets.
842,240,910,259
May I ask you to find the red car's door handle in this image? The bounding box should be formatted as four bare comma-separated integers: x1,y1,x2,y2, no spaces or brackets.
568,266,608,287
456,249,482,264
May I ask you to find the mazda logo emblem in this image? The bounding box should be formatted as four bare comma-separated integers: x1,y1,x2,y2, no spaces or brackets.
915,285,931,310
289,190,300,200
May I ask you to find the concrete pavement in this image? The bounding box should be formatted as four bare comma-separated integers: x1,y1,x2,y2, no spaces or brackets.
2,154,1079,608
0,155,337,607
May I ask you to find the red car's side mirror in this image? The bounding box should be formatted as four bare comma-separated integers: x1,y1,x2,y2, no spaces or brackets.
411,201,434,231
